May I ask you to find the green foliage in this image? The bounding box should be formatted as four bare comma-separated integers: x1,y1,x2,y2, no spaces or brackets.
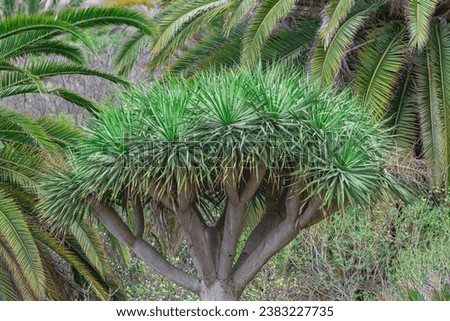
240,199,450,301
241,0,297,64
40,65,400,230
0,108,121,300
134,0,450,190
0,7,155,115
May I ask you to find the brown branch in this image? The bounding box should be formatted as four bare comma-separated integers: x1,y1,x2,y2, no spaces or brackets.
233,195,322,294
91,201,200,293
91,201,136,246
148,185,176,212
132,195,145,238
224,170,240,205
131,238,201,294
217,201,246,281
175,185,217,285
217,163,267,281
233,182,285,272
240,162,267,203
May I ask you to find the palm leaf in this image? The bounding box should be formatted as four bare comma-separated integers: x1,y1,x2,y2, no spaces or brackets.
310,1,379,86
0,14,94,51
149,10,227,72
47,88,100,115
152,0,229,56
354,24,407,120
114,30,151,77
9,40,86,64
242,0,297,64
390,69,419,150
427,21,450,184
169,24,244,75
0,192,45,298
416,49,445,186
35,241,79,300
37,115,84,150
0,144,43,190
0,240,36,300
224,0,257,33
69,220,110,278
0,262,18,300
23,60,130,88
261,17,320,64
29,225,113,301
57,7,156,36
320,0,356,48
406,0,438,50
0,107,51,148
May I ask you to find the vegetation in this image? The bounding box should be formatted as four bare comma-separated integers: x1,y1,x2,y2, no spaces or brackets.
0,109,124,300
0,1,155,300
0,5,155,114
0,0,448,302
40,65,407,300
116,0,450,190
109,200,450,301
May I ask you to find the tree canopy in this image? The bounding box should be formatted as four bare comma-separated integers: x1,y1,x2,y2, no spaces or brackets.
41,66,405,300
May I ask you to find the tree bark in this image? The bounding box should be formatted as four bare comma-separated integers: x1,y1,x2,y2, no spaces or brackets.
199,281,238,301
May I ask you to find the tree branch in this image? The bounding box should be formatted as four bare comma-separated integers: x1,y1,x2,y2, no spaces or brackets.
132,195,145,238
131,238,201,294
148,185,176,212
91,200,136,246
217,163,267,281
175,185,217,285
233,195,322,294
217,201,246,281
240,162,267,203
233,182,285,272
91,201,200,293
224,170,239,206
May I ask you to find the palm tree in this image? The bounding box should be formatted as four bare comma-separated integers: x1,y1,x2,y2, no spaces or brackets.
40,65,405,300
0,107,126,300
0,6,155,114
119,0,450,189
0,5,156,300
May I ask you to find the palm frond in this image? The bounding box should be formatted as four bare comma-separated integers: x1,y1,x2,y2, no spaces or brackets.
114,30,150,77
261,17,319,64
427,21,450,184
406,0,438,50
0,262,18,300
48,88,100,115
242,0,297,64
9,40,86,64
390,69,419,150
0,144,44,190
23,60,130,88
0,240,36,300
29,224,113,301
0,107,51,148
57,6,156,36
416,49,445,186
168,24,244,75
224,0,257,33
69,220,110,278
354,24,407,120
149,10,227,72
0,192,45,299
35,241,79,300
152,0,229,56
36,115,84,150
320,0,356,48
310,1,379,86
0,14,94,51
